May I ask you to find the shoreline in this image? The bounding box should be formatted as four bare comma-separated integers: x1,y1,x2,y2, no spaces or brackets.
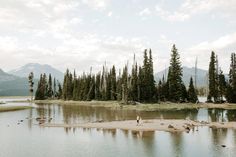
7,99,236,111
40,119,236,132
0,106,32,112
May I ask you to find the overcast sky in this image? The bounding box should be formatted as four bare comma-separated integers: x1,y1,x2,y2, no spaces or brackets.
0,0,236,74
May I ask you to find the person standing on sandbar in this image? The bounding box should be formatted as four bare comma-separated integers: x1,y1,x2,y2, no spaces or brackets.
136,115,140,126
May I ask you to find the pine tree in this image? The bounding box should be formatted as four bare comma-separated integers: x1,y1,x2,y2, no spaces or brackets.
167,44,183,102
142,49,149,101
90,75,96,100
218,70,226,102
58,82,62,99
162,76,169,101
157,80,162,101
188,77,198,103
226,53,236,103
42,73,48,99
28,72,34,101
121,64,129,104
208,51,215,102
106,71,111,100
131,55,138,101
148,49,157,102
226,83,233,103
95,72,102,100
73,78,79,100
62,69,73,100
68,72,73,100
181,83,188,102
35,74,43,100
157,75,167,102
62,69,69,100
86,72,95,101
35,73,48,100
76,75,81,100
53,77,56,98
138,66,144,102
116,69,122,101
137,49,157,102
47,74,53,98
110,65,117,100
208,51,220,102
101,66,107,100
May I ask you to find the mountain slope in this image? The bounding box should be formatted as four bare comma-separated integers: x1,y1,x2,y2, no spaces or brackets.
0,77,38,96
0,69,19,83
155,66,208,87
0,68,38,96
8,63,64,81
1,63,64,96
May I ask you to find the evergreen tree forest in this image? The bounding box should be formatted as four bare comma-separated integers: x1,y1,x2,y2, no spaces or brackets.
34,45,236,104
35,73,62,100
61,49,159,103
226,53,236,103
207,52,236,103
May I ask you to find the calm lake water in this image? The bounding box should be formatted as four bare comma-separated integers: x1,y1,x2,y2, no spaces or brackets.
0,98,236,157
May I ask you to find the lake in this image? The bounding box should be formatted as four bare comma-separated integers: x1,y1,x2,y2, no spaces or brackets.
0,98,236,157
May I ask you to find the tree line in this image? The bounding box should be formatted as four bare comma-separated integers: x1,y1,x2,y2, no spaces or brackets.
35,73,62,100
207,52,236,103
34,45,236,104
35,44,200,103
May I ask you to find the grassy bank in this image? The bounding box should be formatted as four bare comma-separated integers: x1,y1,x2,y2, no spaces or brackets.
8,99,236,111
0,106,32,112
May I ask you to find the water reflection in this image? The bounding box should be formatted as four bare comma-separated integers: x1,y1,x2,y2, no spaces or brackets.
1,101,236,157
33,103,236,126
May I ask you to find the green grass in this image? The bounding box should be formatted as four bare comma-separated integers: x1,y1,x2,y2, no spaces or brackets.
0,106,32,112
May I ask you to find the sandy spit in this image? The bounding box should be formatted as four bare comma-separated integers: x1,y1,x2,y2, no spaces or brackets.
40,119,236,132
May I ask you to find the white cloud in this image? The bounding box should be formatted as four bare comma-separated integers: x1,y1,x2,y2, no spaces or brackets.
70,17,83,25
0,8,24,26
188,32,236,52
82,0,110,10
155,0,236,22
0,0,235,75
26,1,43,8
107,11,112,17
155,6,189,22
53,2,79,14
0,29,149,73
156,35,174,48
183,32,236,72
139,8,151,16
0,36,19,52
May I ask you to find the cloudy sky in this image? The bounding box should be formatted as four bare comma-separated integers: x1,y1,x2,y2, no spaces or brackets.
0,0,236,74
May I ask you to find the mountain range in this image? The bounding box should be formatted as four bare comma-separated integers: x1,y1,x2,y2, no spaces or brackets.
8,63,64,81
0,63,209,96
0,69,34,96
155,66,208,87
0,63,64,96
0,69,18,82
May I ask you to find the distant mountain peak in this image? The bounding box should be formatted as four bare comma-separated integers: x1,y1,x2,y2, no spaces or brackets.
155,66,208,87
0,68,19,83
8,63,64,81
0,68,4,73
